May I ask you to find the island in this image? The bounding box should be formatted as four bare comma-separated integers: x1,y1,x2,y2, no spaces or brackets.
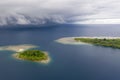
56,37,120,49
74,37,120,48
14,50,50,63
0,44,51,64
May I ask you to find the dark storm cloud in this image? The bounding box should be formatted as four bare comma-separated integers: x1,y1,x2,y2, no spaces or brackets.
0,0,120,25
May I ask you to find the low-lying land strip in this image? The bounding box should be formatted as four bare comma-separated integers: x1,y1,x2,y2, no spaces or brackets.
56,37,120,49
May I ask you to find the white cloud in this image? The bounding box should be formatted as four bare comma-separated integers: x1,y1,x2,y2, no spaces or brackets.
74,19,120,24
0,0,120,25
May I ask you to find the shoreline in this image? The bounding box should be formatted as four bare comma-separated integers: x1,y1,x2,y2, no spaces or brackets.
0,44,51,64
56,36,120,45
72,36,120,39
12,51,51,64
0,44,37,52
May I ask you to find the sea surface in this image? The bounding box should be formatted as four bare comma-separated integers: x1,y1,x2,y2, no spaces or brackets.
0,24,120,80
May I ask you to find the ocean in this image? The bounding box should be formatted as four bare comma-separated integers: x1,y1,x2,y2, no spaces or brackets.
0,24,120,80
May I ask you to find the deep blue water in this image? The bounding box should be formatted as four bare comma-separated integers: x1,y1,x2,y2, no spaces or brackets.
0,24,120,80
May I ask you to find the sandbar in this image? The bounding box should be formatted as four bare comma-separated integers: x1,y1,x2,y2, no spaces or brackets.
0,44,37,52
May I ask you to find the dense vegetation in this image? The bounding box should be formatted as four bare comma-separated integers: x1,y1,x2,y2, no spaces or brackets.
18,50,48,61
74,38,120,49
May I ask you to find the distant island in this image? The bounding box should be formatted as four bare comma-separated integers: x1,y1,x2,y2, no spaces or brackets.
56,37,120,49
14,50,50,63
74,37,120,49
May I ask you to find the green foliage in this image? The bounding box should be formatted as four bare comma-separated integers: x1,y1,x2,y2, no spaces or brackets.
74,38,120,49
18,50,48,61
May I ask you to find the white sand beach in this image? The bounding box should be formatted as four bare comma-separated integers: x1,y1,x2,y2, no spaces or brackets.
39,52,51,64
56,37,89,45
0,44,37,52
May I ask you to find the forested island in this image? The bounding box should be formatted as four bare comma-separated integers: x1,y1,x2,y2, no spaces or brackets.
14,50,50,63
74,38,120,49
0,44,50,64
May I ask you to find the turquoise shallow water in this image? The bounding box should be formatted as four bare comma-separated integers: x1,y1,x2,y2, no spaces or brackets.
0,24,120,80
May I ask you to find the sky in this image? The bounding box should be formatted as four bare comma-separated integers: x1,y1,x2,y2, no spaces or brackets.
0,0,120,25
